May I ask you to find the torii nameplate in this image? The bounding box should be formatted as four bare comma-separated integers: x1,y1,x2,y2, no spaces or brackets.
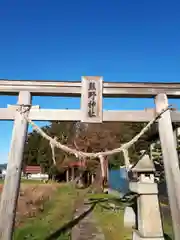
81,76,103,123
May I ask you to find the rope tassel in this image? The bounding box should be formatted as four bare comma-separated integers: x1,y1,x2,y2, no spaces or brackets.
99,155,105,178
50,137,58,165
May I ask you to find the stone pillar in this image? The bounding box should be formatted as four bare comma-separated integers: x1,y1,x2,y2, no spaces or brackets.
129,154,164,240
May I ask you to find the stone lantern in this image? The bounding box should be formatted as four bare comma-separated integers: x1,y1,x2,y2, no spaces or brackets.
129,154,164,240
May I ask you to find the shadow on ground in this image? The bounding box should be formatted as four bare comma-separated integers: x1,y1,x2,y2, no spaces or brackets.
164,233,172,240
44,196,172,240
45,203,96,240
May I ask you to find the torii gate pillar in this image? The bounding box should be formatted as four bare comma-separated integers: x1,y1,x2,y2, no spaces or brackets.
155,94,180,240
0,91,31,240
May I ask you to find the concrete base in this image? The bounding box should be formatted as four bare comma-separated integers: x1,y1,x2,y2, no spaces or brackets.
137,195,164,236
133,230,164,240
124,206,136,228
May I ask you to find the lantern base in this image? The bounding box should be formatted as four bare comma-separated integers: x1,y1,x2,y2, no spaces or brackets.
132,230,164,240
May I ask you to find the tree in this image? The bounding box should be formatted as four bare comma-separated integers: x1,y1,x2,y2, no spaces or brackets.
23,121,76,175
23,120,156,183
70,121,153,190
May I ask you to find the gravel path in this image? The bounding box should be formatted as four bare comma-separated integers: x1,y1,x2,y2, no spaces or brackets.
71,202,105,240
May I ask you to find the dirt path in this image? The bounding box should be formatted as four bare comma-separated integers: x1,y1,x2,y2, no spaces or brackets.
71,202,105,240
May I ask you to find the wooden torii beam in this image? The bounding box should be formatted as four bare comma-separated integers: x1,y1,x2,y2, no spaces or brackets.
0,79,180,97
0,107,180,123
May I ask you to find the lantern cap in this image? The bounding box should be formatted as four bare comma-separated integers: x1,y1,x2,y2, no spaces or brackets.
131,154,155,173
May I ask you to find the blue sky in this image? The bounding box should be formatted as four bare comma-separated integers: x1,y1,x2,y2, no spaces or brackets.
0,0,180,163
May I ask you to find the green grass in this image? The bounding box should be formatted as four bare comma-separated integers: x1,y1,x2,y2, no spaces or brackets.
88,193,132,240
11,184,173,240
163,221,173,239
14,183,83,240
13,187,132,240
161,208,173,239
94,205,132,240
0,179,5,184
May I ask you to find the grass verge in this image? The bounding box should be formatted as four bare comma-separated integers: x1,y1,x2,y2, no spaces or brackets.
88,193,132,240
14,183,83,240
161,205,173,239
94,205,132,240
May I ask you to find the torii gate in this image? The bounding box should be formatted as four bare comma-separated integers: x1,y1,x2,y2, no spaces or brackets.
0,76,180,239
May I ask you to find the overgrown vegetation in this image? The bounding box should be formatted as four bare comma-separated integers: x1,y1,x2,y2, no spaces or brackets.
14,183,82,240
15,183,58,227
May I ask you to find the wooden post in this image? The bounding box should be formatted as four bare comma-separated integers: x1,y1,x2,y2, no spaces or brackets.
66,169,69,182
105,156,109,182
0,91,31,240
91,174,94,183
155,93,180,240
71,167,75,181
